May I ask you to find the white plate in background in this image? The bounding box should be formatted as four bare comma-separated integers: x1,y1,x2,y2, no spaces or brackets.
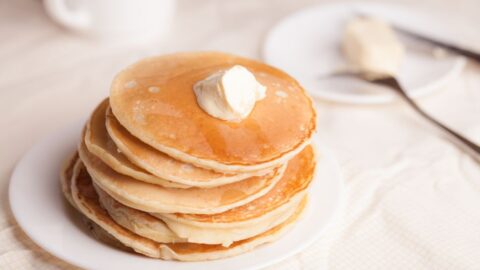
263,2,466,104
9,122,344,270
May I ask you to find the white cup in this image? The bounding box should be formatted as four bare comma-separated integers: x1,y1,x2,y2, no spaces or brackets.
44,0,176,42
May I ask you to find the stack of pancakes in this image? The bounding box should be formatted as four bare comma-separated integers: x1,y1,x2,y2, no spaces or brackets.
61,52,317,261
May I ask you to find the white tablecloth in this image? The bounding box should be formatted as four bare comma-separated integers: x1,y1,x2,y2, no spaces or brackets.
1,0,480,269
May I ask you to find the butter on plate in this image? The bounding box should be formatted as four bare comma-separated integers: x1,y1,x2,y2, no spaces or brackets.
342,17,405,78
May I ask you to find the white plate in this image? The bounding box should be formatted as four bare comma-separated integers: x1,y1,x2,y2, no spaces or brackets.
9,122,344,270
263,2,466,104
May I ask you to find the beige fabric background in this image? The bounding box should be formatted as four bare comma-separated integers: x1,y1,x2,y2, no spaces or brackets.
1,0,480,269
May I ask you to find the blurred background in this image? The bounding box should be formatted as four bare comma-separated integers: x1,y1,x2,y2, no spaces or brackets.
1,0,480,269
1,0,479,151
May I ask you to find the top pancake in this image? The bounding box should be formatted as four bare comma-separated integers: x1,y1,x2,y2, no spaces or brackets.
109,52,316,172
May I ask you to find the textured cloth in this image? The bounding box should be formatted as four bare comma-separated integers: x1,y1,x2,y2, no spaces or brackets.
1,0,480,269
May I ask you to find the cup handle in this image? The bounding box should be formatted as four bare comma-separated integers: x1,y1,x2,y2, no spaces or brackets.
43,0,91,31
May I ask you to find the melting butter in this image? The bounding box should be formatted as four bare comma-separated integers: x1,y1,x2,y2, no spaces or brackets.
193,65,266,122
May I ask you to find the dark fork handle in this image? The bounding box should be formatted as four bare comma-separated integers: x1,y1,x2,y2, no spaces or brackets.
374,77,480,162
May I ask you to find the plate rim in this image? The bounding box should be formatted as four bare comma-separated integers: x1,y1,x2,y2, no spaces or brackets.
262,1,466,105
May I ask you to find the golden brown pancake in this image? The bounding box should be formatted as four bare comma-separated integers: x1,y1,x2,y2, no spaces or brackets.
70,159,307,261
85,99,187,188
60,152,78,207
109,52,316,172
97,102,273,188
78,140,285,214
93,182,185,244
150,145,314,245
94,178,304,246
61,157,131,250
161,144,315,224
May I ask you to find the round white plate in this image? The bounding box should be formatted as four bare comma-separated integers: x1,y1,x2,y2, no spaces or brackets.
263,2,466,104
9,122,344,270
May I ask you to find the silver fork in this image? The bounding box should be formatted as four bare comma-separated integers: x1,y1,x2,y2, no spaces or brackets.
328,72,480,162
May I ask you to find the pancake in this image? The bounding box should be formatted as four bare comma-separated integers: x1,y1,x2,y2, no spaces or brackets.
109,52,316,173
61,157,132,250
83,218,132,251
78,141,285,214
95,179,304,246
101,103,274,188
85,99,188,189
93,182,185,244
60,152,79,207
70,160,307,261
153,145,315,245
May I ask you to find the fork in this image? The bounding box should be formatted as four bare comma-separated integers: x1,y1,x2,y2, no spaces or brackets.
329,72,480,162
